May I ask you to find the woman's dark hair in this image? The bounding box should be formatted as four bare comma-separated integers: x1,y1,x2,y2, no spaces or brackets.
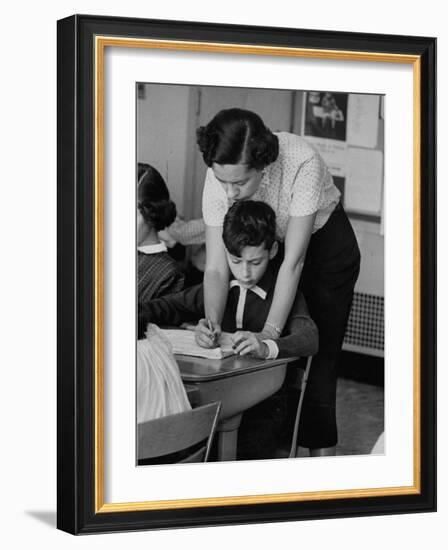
137,163,176,232
196,108,279,170
223,200,276,257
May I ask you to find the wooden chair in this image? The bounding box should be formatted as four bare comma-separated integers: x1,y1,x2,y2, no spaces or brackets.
138,401,221,464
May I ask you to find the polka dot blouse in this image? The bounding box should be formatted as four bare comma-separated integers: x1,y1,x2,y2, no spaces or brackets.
202,132,341,240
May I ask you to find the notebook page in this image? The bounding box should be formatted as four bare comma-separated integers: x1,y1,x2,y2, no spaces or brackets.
160,329,235,359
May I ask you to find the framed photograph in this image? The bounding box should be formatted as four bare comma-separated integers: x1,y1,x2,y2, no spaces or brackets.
57,14,436,534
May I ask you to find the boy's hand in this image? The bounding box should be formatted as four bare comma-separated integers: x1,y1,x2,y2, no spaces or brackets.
195,319,221,348
231,331,269,359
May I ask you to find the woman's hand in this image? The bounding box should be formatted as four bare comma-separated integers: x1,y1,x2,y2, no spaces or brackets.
231,331,269,359
195,319,222,348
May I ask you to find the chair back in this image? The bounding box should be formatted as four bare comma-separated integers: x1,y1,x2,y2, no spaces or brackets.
138,401,221,463
289,356,313,458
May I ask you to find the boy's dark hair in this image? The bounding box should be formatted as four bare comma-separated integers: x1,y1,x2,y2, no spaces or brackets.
223,200,276,256
137,163,176,232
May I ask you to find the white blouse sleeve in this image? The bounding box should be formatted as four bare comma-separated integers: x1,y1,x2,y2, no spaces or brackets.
289,152,327,217
164,218,206,245
202,167,228,226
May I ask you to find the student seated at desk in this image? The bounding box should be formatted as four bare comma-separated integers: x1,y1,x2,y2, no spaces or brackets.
137,163,185,302
138,200,318,360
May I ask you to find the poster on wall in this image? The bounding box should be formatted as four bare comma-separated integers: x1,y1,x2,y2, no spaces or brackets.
347,94,380,148
303,90,348,141
302,91,349,177
302,91,383,221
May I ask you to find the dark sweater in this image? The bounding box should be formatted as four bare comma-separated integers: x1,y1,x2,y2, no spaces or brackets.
138,251,184,303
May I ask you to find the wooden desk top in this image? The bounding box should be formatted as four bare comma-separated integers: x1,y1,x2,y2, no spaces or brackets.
177,354,300,382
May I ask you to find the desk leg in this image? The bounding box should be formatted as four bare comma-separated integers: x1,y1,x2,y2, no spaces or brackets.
216,414,243,461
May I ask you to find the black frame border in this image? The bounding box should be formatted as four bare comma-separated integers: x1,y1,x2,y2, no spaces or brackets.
57,14,436,534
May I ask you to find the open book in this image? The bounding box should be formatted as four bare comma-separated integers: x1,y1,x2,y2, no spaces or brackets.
161,329,235,360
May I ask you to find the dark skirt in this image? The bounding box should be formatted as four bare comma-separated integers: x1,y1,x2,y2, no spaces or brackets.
273,203,361,449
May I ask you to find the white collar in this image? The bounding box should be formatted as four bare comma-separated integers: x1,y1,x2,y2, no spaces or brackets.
137,242,168,255
229,280,267,329
229,279,267,300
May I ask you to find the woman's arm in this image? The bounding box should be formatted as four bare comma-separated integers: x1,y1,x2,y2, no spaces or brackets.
263,214,315,337
203,224,230,327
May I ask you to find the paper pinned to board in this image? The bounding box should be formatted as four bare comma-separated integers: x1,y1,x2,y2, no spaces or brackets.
347,94,380,148
345,147,383,215
304,137,348,177
161,329,235,359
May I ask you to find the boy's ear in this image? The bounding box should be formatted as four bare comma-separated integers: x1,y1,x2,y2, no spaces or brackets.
268,240,278,260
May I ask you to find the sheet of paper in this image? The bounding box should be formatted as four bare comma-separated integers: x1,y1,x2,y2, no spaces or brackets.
347,94,380,148
304,136,348,177
161,329,235,359
345,147,383,214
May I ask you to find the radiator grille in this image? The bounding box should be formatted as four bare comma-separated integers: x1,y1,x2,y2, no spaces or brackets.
343,292,384,356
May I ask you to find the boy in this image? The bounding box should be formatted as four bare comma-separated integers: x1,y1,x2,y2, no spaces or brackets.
138,200,318,360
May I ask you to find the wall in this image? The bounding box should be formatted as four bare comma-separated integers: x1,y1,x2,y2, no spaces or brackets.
137,84,190,214
137,86,385,298
1,2,445,550
351,220,384,296
292,91,385,297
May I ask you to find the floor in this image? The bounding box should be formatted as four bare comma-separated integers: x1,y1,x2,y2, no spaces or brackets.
235,351,384,461
296,376,384,457
334,350,384,456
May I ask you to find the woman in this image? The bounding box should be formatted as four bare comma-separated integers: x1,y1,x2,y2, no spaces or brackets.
197,108,360,457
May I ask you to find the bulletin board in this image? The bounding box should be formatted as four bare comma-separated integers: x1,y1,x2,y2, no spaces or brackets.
297,91,384,224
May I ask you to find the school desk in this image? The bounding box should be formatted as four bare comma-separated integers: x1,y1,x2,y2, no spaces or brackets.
177,353,300,461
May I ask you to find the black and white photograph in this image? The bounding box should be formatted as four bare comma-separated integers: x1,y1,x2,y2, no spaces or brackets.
135,83,385,465
303,90,348,141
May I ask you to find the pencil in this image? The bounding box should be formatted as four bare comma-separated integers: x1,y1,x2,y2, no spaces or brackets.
206,318,216,343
